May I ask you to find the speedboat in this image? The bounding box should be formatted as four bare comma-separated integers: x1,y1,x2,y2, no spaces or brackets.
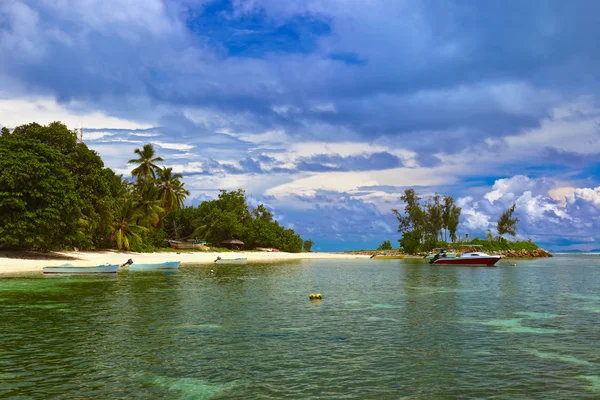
129,261,180,271
429,247,500,267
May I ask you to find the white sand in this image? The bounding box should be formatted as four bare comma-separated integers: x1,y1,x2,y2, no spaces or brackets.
0,250,369,274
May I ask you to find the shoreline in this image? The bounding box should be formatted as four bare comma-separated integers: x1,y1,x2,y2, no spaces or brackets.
0,250,370,275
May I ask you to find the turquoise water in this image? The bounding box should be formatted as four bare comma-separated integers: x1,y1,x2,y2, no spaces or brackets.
1,256,600,398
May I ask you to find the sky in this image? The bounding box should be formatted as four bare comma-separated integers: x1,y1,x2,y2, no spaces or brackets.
1,0,600,251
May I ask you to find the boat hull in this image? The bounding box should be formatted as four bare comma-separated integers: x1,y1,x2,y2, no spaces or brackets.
214,258,247,264
129,261,180,270
433,257,500,267
373,255,405,259
43,265,119,274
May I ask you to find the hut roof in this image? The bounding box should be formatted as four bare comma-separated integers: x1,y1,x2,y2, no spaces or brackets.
222,238,244,245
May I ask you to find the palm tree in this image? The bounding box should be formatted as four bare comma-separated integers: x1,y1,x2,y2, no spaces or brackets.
128,143,164,182
156,167,190,212
136,184,166,228
112,198,147,250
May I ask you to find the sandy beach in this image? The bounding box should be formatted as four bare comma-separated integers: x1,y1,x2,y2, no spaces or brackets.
0,250,370,275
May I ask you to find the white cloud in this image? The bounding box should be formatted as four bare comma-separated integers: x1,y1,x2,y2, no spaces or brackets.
573,187,600,207
0,97,152,129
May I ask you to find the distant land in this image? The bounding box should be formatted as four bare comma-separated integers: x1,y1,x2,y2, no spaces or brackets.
553,249,600,253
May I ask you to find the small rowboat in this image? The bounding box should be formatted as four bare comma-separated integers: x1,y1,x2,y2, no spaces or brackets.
214,257,247,264
371,255,405,259
43,259,132,274
43,263,119,274
129,261,180,270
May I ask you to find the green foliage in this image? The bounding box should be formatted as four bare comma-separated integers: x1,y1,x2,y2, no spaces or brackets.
421,237,449,252
163,206,203,240
156,167,189,213
399,230,421,254
393,188,462,254
0,138,81,249
188,189,303,252
377,240,392,250
303,239,314,252
111,198,147,251
192,189,251,245
0,122,118,250
128,143,164,182
497,203,519,236
468,237,538,252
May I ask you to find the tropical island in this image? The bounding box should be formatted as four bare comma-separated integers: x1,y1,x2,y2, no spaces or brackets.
0,122,311,253
367,188,552,258
0,121,550,273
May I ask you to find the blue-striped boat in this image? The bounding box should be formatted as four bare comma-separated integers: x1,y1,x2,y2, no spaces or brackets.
129,261,180,271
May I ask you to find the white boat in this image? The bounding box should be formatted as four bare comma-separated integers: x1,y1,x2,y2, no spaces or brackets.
214,256,247,264
43,263,119,274
129,261,180,270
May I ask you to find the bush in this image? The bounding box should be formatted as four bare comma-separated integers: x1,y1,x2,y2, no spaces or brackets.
377,240,393,250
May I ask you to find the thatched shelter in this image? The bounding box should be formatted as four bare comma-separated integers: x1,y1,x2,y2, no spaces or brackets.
221,238,244,250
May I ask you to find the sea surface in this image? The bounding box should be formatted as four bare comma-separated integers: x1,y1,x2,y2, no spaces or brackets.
1,255,599,399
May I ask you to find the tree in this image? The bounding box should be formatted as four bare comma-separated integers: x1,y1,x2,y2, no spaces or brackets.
156,167,189,213
0,138,81,249
425,194,443,240
442,195,454,242
399,230,421,254
192,190,251,245
304,239,314,252
497,203,519,236
251,204,274,222
135,184,165,229
1,127,9,137
448,205,461,242
393,189,425,236
111,198,147,250
128,143,164,182
377,240,392,250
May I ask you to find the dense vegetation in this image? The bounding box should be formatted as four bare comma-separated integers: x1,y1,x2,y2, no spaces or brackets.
392,189,462,254
0,122,304,252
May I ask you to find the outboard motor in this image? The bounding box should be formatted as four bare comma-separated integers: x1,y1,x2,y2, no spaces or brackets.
428,251,443,265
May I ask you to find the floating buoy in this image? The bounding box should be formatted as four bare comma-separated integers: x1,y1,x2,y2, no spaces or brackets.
309,293,322,300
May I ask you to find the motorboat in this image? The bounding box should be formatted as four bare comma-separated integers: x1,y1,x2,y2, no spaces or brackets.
129,261,180,271
429,246,500,267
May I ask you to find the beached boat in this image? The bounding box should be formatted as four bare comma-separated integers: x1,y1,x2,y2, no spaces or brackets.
129,261,180,271
167,239,208,250
43,263,120,274
372,255,405,259
214,257,247,264
43,259,133,274
429,246,500,267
